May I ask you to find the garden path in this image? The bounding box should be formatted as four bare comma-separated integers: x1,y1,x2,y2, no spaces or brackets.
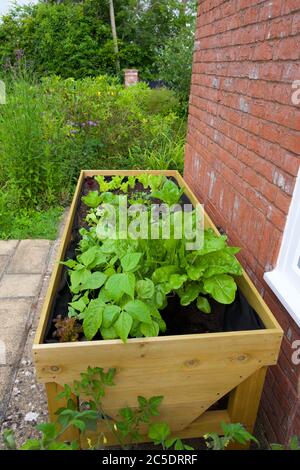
0,217,66,446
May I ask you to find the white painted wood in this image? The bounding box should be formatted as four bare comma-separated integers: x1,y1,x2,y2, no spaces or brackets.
264,167,300,326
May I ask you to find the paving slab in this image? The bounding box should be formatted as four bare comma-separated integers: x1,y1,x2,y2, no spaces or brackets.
0,240,19,256
0,255,9,276
0,299,32,365
0,274,41,298
7,240,51,274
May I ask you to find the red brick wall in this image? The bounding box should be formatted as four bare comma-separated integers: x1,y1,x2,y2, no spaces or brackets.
184,0,300,444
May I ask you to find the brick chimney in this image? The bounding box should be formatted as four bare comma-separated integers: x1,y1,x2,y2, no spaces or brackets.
124,69,139,87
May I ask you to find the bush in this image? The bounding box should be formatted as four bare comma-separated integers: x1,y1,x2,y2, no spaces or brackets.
0,74,185,215
156,26,195,104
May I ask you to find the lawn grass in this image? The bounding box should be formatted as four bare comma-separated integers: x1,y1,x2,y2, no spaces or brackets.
0,206,64,240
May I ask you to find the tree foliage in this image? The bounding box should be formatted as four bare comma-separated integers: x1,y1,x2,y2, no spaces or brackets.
0,0,197,82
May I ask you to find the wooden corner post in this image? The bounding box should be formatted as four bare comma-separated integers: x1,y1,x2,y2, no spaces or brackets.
227,367,267,449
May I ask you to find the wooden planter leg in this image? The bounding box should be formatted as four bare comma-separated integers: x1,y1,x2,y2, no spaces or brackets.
227,367,267,450
45,382,80,444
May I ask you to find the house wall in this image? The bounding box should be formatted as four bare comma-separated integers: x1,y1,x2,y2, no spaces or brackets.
184,0,300,443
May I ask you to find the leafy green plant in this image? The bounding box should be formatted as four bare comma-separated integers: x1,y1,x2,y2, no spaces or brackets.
148,422,194,450
2,367,192,451
58,175,243,343
270,436,300,450
204,422,258,450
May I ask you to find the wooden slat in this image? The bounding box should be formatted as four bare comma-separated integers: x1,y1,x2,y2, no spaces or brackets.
34,171,85,345
34,329,281,432
227,367,267,449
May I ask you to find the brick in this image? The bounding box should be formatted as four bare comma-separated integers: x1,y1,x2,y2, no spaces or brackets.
274,37,300,60
253,41,274,61
292,12,300,35
282,0,300,15
266,205,287,231
274,190,292,213
265,16,293,40
282,131,300,154
259,1,282,21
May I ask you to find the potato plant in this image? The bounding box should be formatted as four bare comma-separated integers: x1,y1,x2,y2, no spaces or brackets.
62,175,243,343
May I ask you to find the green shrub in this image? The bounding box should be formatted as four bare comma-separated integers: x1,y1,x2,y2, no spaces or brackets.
0,1,196,81
157,26,195,104
0,74,184,216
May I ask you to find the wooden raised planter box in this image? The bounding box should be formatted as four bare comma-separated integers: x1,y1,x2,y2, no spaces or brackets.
33,170,283,448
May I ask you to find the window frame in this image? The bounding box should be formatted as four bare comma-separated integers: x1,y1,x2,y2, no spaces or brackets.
264,167,300,327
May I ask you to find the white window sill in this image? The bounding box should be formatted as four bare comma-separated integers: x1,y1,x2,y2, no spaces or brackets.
264,270,300,328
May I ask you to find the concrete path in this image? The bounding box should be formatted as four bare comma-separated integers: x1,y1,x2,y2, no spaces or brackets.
0,240,52,419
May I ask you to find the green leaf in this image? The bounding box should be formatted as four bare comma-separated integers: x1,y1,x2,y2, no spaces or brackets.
20,439,42,450
153,285,167,309
196,296,211,313
150,308,166,333
36,423,57,440
136,278,155,299
69,268,90,293
2,430,17,450
289,436,300,450
197,251,243,278
186,263,205,281
71,419,86,432
148,422,170,444
152,179,183,205
149,396,164,411
174,439,185,450
270,443,285,450
203,274,237,304
100,326,118,340
152,265,178,284
121,252,142,272
140,321,159,337
69,295,88,313
78,247,97,268
102,305,121,328
80,271,107,291
78,246,107,269
82,299,104,340
105,272,135,301
115,311,133,343
165,438,177,449
168,273,187,290
82,191,102,208
179,283,202,306
61,259,77,269
124,300,152,324
47,441,73,450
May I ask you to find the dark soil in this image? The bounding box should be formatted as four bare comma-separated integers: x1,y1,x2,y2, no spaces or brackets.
44,176,264,344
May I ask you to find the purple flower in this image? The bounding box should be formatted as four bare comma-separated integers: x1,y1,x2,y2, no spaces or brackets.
69,129,78,134
15,49,24,61
87,120,97,127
